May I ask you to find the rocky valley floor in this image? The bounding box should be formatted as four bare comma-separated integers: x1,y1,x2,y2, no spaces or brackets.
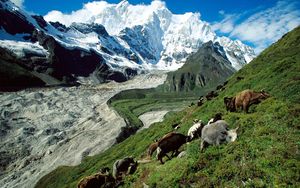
0,73,167,188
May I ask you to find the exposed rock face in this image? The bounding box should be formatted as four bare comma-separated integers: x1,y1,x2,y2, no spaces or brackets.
49,21,68,32
70,22,109,37
0,47,46,91
0,4,34,35
161,41,235,93
32,15,48,30
32,30,103,81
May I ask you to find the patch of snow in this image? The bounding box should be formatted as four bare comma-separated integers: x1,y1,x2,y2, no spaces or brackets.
0,40,49,58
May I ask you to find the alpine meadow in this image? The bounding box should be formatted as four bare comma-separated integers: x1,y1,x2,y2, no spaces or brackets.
0,1,299,188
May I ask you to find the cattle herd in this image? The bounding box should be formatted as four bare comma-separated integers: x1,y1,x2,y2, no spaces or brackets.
78,79,271,187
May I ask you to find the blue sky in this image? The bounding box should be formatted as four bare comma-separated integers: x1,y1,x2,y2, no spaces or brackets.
12,0,300,53
22,0,277,22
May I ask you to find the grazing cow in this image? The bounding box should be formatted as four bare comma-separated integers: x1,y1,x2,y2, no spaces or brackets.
112,157,138,179
187,119,205,141
200,120,239,151
223,81,228,86
197,96,204,107
156,132,189,164
207,113,223,125
147,133,178,159
235,89,270,113
236,76,244,81
224,96,236,112
206,91,218,101
77,172,115,188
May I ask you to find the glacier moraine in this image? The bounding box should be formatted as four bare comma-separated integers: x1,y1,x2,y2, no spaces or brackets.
0,73,166,188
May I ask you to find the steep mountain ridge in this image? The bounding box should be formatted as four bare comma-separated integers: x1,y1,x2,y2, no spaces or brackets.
160,41,235,93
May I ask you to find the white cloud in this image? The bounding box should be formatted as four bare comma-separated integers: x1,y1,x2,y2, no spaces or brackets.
11,0,24,8
44,1,111,26
44,0,168,35
213,1,300,53
211,13,239,33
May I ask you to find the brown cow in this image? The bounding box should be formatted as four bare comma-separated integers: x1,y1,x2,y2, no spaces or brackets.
77,172,115,188
156,132,189,164
234,89,270,113
147,133,175,159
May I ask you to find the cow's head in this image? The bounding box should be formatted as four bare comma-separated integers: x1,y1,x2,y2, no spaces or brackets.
226,127,239,142
259,90,271,99
224,97,236,112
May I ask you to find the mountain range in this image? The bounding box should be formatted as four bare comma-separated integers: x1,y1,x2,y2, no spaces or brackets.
0,0,255,90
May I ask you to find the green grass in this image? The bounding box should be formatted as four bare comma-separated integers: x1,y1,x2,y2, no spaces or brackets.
108,89,198,129
35,27,300,188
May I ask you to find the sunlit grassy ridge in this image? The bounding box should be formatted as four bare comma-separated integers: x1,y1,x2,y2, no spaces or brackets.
36,26,300,188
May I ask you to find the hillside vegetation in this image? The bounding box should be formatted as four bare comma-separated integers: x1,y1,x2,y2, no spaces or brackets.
108,88,197,142
36,26,300,188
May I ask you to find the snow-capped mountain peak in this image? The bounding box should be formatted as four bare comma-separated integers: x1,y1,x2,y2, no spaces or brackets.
1,0,255,86
44,0,255,71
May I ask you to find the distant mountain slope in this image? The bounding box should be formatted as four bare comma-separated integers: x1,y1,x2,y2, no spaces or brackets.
35,26,299,188
160,41,235,93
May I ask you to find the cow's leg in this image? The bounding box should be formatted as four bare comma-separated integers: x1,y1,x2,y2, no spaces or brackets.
159,154,164,164
156,147,164,164
200,140,208,151
243,101,249,113
235,103,239,112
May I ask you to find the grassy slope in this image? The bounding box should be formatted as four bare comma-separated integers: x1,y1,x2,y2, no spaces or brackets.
36,27,300,188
